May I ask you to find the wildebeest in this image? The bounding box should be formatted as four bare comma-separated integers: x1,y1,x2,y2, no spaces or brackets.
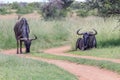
14,18,37,54
76,29,97,50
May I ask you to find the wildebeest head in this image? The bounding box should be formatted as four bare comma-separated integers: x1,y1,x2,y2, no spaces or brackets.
83,32,90,46
20,35,37,53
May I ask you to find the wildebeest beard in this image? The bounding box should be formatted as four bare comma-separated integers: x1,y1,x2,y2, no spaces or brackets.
83,33,89,48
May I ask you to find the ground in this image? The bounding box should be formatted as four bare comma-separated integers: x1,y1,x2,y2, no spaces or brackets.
1,46,120,80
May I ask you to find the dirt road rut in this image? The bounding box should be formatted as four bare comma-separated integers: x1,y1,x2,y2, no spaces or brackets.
1,46,120,80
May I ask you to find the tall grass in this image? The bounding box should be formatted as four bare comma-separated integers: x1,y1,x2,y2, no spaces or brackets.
0,18,69,50
67,16,120,49
0,19,16,49
0,16,120,50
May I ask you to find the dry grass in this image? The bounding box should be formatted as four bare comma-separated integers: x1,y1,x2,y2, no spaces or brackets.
0,12,40,20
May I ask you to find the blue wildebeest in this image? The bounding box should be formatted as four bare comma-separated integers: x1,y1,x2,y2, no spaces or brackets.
76,29,97,50
14,18,37,54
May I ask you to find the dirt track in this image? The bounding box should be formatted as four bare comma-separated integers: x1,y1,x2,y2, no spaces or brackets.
1,46,120,80
44,46,120,64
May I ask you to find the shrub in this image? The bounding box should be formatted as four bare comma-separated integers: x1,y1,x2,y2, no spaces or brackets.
16,6,33,14
11,2,20,9
0,7,8,15
41,0,73,20
77,9,89,17
41,5,67,20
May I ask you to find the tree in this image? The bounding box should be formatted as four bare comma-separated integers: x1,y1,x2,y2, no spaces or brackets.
28,2,43,9
11,2,20,9
86,0,120,29
41,0,74,19
61,0,74,8
86,0,120,17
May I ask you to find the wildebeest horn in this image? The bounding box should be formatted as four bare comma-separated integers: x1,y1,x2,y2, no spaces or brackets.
89,29,97,35
17,15,21,20
92,29,97,35
77,29,84,35
30,35,37,41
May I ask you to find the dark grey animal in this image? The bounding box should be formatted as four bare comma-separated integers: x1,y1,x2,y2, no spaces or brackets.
14,18,37,54
76,29,97,50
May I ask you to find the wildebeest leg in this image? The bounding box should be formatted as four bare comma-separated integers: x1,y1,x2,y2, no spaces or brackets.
76,40,79,50
78,39,85,51
81,42,85,51
76,38,81,50
20,40,22,54
93,39,97,48
95,42,97,48
17,40,19,54
81,46,85,51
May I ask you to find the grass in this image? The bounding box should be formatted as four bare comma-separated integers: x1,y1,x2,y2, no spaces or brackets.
68,16,120,49
0,18,69,50
70,47,120,59
0,15,120,52
0,53,77,80
32,53,120,74
0,14,120,79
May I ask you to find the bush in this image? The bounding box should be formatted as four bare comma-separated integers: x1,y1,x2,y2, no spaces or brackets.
16,6,33,14
77,9,89,17
41,6,67,20
11,2,20,9
41,0,73,20
0,7,8,15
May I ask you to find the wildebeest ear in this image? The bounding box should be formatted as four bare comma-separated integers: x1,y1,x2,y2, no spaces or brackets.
20,38,27,41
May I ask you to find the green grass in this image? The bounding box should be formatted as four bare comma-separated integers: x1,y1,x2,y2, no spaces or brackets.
70,47,120,59
32,53,120,74
0,53,77,80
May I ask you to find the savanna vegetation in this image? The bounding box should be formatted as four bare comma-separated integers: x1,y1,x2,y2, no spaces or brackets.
0,16,119,51
0,0,120,79
0,0,119,54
